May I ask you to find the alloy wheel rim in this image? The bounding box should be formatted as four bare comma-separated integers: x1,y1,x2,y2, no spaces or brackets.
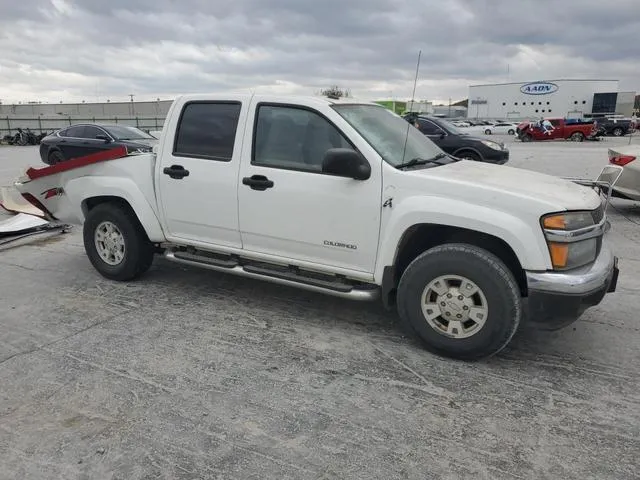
420,275,489,339
94,221,125,266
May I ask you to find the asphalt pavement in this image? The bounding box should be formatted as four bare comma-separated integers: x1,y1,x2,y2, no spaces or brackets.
1,135,639,479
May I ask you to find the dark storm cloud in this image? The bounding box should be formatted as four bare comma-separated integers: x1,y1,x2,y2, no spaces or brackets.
0,0,638,102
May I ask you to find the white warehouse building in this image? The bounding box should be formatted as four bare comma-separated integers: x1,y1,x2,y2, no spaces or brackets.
467,79,636,120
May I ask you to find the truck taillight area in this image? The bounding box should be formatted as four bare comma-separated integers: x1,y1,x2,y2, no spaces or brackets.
609,154,636,167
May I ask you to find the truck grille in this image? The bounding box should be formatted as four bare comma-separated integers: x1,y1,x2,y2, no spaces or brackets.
592,203,605,224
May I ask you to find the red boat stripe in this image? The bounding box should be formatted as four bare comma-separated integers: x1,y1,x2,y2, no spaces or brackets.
26,145,130,180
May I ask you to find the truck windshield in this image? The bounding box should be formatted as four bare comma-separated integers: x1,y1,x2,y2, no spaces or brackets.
332,104,451,168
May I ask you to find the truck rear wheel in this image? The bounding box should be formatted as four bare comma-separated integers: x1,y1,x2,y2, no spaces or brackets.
397,243,522,361
83,203,154,281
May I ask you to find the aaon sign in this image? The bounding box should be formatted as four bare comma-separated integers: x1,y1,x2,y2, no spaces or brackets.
520,82,559,95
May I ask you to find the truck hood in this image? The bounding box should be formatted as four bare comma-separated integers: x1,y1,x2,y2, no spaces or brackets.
410,160,601,211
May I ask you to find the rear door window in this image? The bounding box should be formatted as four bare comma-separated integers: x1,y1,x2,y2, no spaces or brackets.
173,102,242,161
63,125,87,138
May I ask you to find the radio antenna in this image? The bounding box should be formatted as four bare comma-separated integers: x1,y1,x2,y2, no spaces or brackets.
401,50,422,163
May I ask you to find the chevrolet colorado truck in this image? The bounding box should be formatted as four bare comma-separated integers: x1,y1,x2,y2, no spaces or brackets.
14,94,619,360
517,118,599,142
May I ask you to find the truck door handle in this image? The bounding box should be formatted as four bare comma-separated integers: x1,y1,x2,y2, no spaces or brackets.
242,175,274,191
163,165,190,179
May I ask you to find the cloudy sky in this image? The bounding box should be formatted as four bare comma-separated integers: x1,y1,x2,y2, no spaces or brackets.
1,0,639,105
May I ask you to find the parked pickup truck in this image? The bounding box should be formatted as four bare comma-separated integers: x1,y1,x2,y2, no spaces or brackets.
15,94,619,360
517,118,599,142
595,118,635,137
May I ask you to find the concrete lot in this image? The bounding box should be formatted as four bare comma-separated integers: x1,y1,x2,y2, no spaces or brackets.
1,135,639,479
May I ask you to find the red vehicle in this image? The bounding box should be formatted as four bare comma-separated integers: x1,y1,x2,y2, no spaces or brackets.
517,118,599,142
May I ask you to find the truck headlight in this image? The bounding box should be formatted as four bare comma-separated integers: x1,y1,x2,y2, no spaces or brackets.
541,211,600,270
542,212,593,230
481,140,503,150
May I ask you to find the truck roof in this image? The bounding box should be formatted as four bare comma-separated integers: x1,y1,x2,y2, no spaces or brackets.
173,93,377,108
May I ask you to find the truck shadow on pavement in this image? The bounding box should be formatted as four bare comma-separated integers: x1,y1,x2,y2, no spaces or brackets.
138,256,596,363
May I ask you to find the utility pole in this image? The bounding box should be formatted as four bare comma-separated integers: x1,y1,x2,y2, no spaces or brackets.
129,94,135,115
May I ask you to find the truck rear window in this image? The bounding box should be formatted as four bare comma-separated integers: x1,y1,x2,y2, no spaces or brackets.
174,102,241,161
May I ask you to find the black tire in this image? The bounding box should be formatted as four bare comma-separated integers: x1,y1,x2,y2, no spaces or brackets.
83,202,154,281
484,129,492,135
48,150,65,165
612,127,623,137
396,243,522,361
456,151,482,162
521,134,533,142
508,129,515,135
569,132,584,142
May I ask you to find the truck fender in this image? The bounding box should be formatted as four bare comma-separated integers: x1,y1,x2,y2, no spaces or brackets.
64,176,166,242
374,195,552,283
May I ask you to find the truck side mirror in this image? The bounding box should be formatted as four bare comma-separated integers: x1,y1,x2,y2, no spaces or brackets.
322,148,371,180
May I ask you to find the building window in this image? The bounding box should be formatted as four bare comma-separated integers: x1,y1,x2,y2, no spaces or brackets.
502,102,506,106
574,100,578,104
546,101,550,105
514,102,518,106
582,100,586,104
539,102,542,105
592,93,618,114
541,109,545,113
531,102,534,105
535,109,539,113
548,109,552,113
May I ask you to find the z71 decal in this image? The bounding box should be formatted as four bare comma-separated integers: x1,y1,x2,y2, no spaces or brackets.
41,187,64,199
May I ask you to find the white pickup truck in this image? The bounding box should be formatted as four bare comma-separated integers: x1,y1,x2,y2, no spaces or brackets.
15,94,619,360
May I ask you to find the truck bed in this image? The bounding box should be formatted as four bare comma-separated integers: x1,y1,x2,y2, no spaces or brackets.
14,146,159,225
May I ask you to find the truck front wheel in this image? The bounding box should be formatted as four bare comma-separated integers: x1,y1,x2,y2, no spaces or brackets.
83,203,154,281
569,132,584,142
397,244,522,361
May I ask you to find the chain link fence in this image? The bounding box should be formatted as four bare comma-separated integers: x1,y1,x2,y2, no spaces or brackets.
1,116,166,137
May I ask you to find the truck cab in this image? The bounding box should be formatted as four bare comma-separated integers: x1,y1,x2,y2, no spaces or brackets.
15,94,619,361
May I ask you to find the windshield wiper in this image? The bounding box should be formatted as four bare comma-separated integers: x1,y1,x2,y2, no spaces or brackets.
395,152,450,170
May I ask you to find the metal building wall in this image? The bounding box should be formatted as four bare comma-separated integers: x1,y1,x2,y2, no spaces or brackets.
467,80,621,119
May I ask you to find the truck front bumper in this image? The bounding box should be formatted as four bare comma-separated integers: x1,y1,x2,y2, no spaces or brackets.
524,242,618,330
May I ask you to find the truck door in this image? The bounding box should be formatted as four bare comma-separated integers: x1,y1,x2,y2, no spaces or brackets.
156,99,247,248
549,119,563,139
237,101,382,274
